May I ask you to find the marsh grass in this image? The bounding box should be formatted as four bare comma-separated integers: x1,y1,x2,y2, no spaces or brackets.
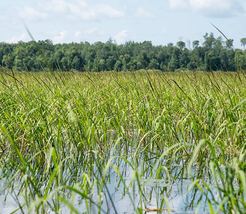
0,69,246,213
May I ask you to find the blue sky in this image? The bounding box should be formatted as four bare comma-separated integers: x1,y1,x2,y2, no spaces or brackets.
1,0,246,48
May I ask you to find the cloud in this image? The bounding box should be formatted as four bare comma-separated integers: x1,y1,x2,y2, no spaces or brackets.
190,0,227,10
114,30,129,45
18,6,48,21
41,0,124,21
84,27,104,35
42,0,69,13
168,0,188,10
44,31,60,36
189,0,244,17
167,0,246,17
0,11,19,26
74,27,104,39
6,33,27,43
75,31,82,37
53,31,67,43
96,4,124,19
135,8,155,19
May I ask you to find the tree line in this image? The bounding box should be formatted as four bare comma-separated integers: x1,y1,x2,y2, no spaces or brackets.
1,33,246,72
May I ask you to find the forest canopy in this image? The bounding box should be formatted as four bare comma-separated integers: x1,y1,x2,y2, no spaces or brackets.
1,33,246,72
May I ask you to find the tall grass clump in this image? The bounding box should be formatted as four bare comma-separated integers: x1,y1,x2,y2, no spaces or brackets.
0,69,245,213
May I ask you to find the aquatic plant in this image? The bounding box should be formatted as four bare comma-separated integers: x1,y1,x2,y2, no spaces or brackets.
0,70,245,213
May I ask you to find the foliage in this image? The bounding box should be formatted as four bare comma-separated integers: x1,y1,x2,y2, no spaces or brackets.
0,70,246,213
1,33,246,72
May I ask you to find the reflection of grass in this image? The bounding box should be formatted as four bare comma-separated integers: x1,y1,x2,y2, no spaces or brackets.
0,70,246,213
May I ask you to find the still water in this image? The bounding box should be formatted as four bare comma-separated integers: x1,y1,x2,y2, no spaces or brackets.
0,165,218,214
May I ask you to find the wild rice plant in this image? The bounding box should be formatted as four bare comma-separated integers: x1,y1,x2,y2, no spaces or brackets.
0,70,245,213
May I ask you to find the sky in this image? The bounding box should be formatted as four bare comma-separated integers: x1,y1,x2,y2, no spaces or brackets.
1,0,246,48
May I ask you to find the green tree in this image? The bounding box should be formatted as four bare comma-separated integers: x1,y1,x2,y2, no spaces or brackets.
61,56,71,69
235,49,246,70
176,41,186,50
14,56,22,71
98,59,106,71
106,56,116,70
168,47,180,71
179,49,190,69
114,60,122,71
203,33,216,49
192,40,200,49
240,38,246,50
225,39,233,49
149,59,159,69
205,51,221,71
71,56,81,70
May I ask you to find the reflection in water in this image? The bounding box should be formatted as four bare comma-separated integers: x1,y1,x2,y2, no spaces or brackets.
0,133,242,214
0,161,215,214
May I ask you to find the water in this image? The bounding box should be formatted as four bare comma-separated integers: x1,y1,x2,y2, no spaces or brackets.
0,165,218,214
0,195,21,214
0,135,234,214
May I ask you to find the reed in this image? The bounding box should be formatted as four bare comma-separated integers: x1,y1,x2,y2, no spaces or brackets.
0,70,245,213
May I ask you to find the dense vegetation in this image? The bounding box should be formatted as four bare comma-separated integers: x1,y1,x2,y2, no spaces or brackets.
1,33,246,72
0,71,246,213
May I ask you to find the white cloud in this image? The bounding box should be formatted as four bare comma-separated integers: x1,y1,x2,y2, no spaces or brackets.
74,27,104,40
75,31,82,37
42,0,69,13
6,33,27,43
114,30,129,45
168,0,188,10
135,8,155,19
168,0,246,17
190,0,229,10
41,0,124,21
74,27,104,37
53,31,67,43
18,6,48,21
84,27,104,35
96,4,124,19
0,9,22,26
190,0,245,17
44,31,60,36
84,27,99,35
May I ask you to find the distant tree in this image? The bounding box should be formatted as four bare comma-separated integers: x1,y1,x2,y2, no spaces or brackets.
61,56,71,69
203,33,216,49
106,37,114,45
225,39,233,50
192,40,199,49
14,56,22,71
168,47,180,71
98,59,106,71
213,36,223,56
176,41,186,50
106,56,116,70
114,60,122,71
2,55,8,67
240,38,246,50
72,56,81,70
205,51,221,71
136,56,145,70
220,49,235,71
0,32,240,72
149,59,159,69
179,49,190,69
235,49,246,70
186,40,191,50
